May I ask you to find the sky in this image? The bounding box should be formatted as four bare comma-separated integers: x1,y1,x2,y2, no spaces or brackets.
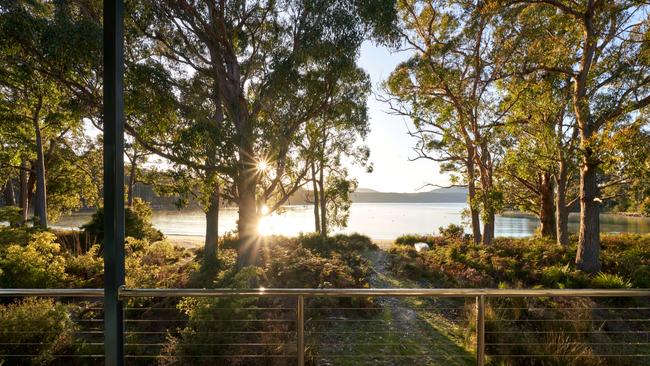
350,42,451,193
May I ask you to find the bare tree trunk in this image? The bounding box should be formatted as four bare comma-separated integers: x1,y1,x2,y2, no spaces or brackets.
311,162,320,233
574,11,601,273
467,157,481,244
539,172,556,238
576,150,601,272
319,162,327,237
237,142,260,267
555,159,570,246
482,211,494,245
33,97,48,229
19,159,29,225
3,180,16,206
479,156,494,246
204,181,219,263
127,162,136,207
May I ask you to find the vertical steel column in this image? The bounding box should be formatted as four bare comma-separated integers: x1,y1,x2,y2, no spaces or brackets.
476,295,486,366
103,0,125,365
297,295,305,366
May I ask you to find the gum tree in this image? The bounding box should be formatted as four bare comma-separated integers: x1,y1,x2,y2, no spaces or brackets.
132,0,397,265
384,0,522,245
300,66,372,236
501,0,650,272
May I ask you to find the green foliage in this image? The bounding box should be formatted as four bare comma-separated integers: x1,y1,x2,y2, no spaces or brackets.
0,298,77,365
0,206,21,226
323,175,358,230
65,244,103,288
590,273,632,289
640,197,650,217
0,226,32,247
0,232,67,288
219,232,240,250
163,233,379,363
540,265,589,289
299,232,377,255
395,233,448,247
599,234,650,285
266,246,360,289
82,198,163,243
164,267,276,363
0,1,103,225
631,265,650,288
438,224,465,239
125,237,196,289
389,234,650,289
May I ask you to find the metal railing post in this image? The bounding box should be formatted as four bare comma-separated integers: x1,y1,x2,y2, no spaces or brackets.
297,295,305,366
476,294,486,366
103,0,125,364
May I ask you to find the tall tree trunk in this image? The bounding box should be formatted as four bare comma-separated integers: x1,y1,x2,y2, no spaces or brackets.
311,162,321,233
237,142,260,267
482,211,494,245
19,159,29,225
319,162,327,237
27,164,35,208
204,181,219,263
127,162,136,207
32,97,47,229
479,158,494,245
555,159,570,246
467,157,481,244
3,179,16,206
539,172,556,238
576,149,601,272
574,14,601,273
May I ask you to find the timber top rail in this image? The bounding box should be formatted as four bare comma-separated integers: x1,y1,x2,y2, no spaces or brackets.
1,287,650,297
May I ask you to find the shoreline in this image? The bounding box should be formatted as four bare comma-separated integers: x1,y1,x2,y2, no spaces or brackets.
165,234,395,250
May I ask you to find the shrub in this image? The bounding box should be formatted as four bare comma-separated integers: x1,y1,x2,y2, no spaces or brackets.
329,233,378,251
266,246,361,289
0,298,77,365
590,273,632,289
0,225,34,247
600,234,650,283
299,232,377,256
438,223,465,239
81,198,163,243
631,265,650,288
219,232,240,250
162,267,280,365
65,245,104,287
0,232,67,288
0,206,22,226
541,265,572,288
125,237,196,288
395,233,447,247
540,265,589,289
389,236,577,288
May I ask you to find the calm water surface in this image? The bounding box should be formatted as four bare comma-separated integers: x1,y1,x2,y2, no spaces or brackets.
54,203,650,240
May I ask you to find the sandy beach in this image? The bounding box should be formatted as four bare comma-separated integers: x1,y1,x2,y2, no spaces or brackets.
166,234,394,250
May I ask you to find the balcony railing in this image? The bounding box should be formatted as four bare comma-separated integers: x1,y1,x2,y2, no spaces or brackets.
1,287,650,365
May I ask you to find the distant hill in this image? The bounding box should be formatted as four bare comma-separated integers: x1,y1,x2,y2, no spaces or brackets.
354,188,379,193
350,186,467,203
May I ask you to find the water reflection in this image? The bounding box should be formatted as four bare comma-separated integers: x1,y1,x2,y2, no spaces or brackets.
53,203,650,240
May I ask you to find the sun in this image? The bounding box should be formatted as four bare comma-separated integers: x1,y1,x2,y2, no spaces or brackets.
257,216,274,236
257,160,269,172
260,204,270,215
